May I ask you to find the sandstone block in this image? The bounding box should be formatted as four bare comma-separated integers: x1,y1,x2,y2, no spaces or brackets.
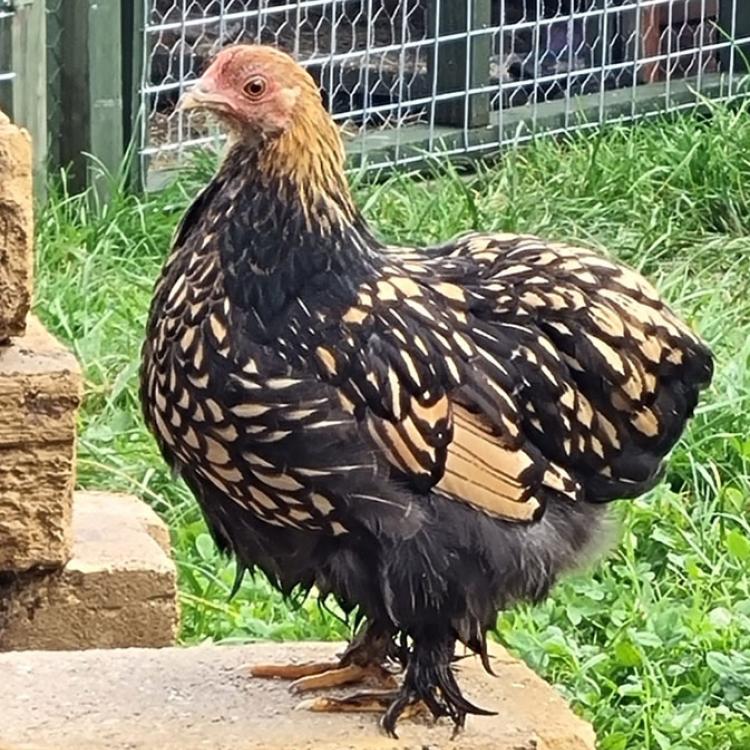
0,441,76,570
0,491,179,650
0,316,82,570
0,113,33,340
0,315,81,445
78,490,173,556
0,641,595,750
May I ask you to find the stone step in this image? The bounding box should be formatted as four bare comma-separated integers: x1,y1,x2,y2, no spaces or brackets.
0,641,595,750
0,491,179,651
0,110,33,341
0,317,82,570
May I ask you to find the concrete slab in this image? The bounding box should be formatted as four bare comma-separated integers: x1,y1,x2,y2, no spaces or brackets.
0,491,178,650
0,641,595,750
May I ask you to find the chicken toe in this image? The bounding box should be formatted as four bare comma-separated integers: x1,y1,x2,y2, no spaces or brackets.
295,690,430,721
290,663,398,693
248,661,340,681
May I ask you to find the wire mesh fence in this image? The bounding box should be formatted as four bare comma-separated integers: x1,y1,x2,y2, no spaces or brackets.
0,0,740,187
140,1,749,180
3,2,750,190
45,0,64,164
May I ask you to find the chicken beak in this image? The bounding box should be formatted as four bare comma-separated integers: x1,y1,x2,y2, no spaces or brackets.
177,82,232,113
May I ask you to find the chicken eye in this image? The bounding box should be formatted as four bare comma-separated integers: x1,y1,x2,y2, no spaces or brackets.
244,77,267,101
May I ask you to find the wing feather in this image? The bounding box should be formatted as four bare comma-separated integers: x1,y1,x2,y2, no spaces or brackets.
438,406,542,522
319,231,711,521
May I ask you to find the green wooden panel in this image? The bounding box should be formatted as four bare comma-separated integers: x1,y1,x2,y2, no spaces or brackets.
427,0,492,129
58,0,89,188
59,0,123,195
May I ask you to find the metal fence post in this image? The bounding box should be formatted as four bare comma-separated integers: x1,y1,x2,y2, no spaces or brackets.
121,0,144,190
428,0,492,129
58,0,124,195
0,0,48,200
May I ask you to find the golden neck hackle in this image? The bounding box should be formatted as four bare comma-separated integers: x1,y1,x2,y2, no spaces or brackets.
258,89,357,231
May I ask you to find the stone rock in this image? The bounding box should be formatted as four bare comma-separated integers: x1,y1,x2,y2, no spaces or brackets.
0,441,76,570
0,317,82,570
76,490,173,556
0,117,33,340
0,316,81,445
0,491,179,650
0,641,596,750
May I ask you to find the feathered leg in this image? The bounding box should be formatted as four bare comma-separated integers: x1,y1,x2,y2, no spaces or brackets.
296,631,494,736
381,631,495,738
249,620,400,693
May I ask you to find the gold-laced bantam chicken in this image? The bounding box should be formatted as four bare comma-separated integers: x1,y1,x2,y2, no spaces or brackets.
141,44,713,735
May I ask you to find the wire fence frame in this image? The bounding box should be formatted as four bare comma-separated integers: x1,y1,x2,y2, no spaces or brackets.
141,1,750,181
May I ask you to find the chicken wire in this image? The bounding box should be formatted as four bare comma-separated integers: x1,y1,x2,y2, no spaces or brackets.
141,0,749,179
45,0,64,162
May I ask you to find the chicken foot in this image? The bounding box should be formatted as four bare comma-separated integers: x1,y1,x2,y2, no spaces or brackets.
248,620,401,693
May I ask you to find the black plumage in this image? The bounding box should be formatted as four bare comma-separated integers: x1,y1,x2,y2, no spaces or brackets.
140,45,713,735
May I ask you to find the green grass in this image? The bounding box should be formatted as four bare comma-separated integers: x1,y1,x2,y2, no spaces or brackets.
35,101,750,749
